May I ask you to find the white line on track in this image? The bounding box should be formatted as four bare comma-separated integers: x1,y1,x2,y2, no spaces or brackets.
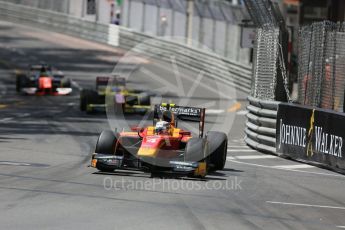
227,149,257,152
16,50,26,56
71,80,82,91
337,226,345,228
266,201,345,210
273,164,314,169
206,109,225,114
228,145,248,148
0,162,31,166
17,113,30,118
234,155,277,160
227,159,344,177
29,56,37,60
236,110,248,115
0,117,13,122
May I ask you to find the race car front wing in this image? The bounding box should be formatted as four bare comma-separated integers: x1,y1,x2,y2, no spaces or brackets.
91,153,207,177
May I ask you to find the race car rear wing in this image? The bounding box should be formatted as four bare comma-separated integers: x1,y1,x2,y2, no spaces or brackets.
96,76,126,89
153,103,206,138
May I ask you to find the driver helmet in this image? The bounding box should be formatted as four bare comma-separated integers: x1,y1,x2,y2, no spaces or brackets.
40,66,48,77
162,110,174,124
155,121,170,134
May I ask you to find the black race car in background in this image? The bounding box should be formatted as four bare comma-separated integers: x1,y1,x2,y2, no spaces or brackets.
80,75,152,114
16,64,72,95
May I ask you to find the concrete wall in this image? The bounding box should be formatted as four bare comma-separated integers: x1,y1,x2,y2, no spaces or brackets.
2,0,252,65
122,0,251,64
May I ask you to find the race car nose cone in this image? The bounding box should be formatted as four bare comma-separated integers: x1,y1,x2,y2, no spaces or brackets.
137,147,159,157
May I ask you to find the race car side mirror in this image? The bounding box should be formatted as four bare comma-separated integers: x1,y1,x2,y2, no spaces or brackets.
137,128,145,139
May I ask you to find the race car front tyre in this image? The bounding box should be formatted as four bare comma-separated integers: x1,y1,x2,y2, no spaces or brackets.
95,130,117,154
96,164,115,172
61,78,71,88
207,131,228,171
184,138,208,162
80,89,97,112
80,89,90,111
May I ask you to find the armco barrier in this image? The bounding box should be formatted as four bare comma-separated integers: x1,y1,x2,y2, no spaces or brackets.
0,1,252,93
245,96,280,154
276,103,345,173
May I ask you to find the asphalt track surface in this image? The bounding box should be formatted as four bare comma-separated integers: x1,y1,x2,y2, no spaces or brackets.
0,21,345,230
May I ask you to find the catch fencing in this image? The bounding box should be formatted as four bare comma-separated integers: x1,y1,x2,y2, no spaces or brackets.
298,21,345,112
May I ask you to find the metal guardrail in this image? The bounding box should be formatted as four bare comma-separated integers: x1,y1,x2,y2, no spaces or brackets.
0,1,252,93
245,96,279,154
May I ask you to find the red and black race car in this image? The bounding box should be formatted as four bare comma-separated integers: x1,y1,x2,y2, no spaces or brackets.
91,103,228,178
16,64,72,95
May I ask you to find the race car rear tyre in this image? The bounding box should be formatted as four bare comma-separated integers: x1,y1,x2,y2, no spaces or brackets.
207,131,228,171
82,90,98,113
139,94,151,106
184,138,208,162
16,75,27,93
95,130,117,154
80,89,91,111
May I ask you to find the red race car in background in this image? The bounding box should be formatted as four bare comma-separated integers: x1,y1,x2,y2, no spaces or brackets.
16,64,72,95
91,103,228,178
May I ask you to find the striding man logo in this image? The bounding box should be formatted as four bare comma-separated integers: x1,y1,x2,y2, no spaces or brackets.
307,109,315,157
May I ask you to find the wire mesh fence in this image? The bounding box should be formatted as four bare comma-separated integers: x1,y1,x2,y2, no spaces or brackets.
251,25,279,100
243,0,283,28
298,21,345,112
244,0,288,101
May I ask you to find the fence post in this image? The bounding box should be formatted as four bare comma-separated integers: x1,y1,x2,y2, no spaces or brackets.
198,15,204,45
66,0,70,15
224,22,229,57
157,3,161,36
212,18,216,51
186,0,194,46
127,0,131,27
96,0,100,22
141,1,146,32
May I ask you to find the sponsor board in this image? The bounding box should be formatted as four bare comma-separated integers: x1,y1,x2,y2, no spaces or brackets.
155,104,202,117
276,103,345,172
